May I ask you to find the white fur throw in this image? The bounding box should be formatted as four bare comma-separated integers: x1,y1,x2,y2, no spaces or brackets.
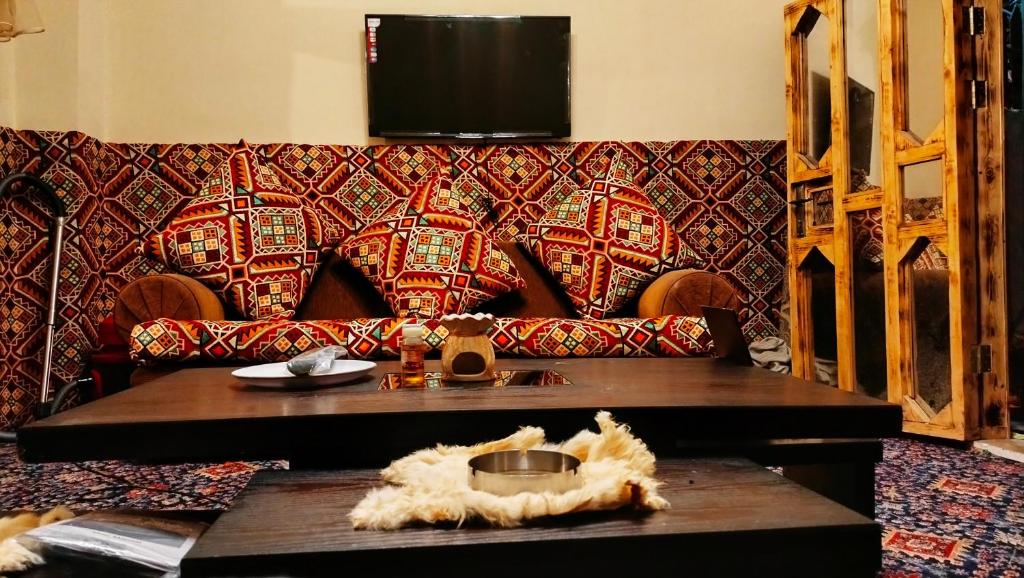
0,506,74,576
0,539,41,576
350,411,668,530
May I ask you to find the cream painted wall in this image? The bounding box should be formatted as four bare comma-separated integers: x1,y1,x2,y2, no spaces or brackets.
75,0,109,139
2,0,792,144
903,0,945,201
0,44,13,126
10,0,79,130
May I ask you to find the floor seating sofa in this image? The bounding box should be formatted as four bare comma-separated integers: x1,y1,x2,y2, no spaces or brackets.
0,129,788,417
109,139,783,383
117,248,741,383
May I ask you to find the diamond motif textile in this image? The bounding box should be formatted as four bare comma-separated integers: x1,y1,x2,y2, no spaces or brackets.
339,176,525,318
146,141,332,320
523,149,703,319
129,315,711,363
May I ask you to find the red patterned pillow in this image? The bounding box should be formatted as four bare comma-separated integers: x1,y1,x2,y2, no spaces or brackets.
339,176,526,318
146,141,332,320
523,149,703,319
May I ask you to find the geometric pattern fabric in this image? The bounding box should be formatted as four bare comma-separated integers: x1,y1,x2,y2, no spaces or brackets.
339,176,525,318
146,142,332,320
0,126,788,428
129,315,712,363
130,318,349,364
850,206,949,272
523,149,704,319
0,129,104,431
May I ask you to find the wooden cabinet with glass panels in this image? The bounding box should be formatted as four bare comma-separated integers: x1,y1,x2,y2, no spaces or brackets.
784,0,1009,440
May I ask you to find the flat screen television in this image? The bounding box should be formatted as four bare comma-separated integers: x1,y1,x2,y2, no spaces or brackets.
365,15,571,139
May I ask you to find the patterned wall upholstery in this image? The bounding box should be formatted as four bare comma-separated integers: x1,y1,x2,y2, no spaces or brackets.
0,130,106,430
0,127,787,428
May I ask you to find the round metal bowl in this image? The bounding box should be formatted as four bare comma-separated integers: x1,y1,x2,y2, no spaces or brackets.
468,450,583,496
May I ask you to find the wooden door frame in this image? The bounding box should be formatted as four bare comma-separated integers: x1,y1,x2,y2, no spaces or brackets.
785,0,1009,440
879,0,962,437
975,0,1010,439
785,0,843,382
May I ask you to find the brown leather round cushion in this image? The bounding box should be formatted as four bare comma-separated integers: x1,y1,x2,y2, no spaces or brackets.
637,270,740,318
114,274,226,342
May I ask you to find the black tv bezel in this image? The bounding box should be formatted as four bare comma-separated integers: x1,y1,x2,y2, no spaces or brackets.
364,14,572,141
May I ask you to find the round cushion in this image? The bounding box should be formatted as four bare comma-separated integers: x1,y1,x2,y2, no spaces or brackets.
114,274,226,342
637,270,740,318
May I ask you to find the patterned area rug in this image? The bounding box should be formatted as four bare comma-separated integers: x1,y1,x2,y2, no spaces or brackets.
876,439,1023,578
1,438,1021,576
0,448,287,511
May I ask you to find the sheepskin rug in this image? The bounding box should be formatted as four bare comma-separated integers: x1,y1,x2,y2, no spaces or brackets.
0,506,74,576
350,411,668,530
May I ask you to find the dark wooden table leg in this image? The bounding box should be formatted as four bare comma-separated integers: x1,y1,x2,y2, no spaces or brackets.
783,461,876,518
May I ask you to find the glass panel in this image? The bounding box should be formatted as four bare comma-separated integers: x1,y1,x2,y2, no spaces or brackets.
850,209,887,399
905,0,945,139
802,248,839,386
910,240,951,414
1008,0,1022,110
810,185,834,227
846,0,882,190
902,159,944,222
804,9,833,164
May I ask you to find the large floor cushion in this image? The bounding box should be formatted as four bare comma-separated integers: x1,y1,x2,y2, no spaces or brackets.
114,274,227,340
522,149,703,320
638,270,740,318
145,141,333,321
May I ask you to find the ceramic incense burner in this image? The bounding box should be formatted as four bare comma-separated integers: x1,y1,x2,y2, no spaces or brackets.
439,313,497,382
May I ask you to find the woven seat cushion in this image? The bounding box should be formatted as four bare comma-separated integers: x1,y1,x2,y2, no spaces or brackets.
338,176,525,318
523,149,703,319
129,315,711,363
146,141,333,320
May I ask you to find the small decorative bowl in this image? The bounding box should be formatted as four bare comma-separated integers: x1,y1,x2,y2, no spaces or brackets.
468,450,583,496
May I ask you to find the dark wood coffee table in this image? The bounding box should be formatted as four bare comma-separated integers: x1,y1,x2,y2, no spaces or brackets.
181,458,881,578
19,358,900,515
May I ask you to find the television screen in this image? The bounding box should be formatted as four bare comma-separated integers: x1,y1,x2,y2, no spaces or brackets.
365,15,571,139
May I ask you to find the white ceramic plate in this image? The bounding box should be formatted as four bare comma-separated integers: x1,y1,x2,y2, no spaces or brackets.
231,360,377,388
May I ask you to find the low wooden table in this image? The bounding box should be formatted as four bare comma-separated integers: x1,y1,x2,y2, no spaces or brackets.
181,458,881,578
20,358,898,462
19,358,900,515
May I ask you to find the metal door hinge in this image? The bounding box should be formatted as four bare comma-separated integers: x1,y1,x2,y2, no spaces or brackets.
966,6,985,35
971,80,988,109
970,344,992,374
